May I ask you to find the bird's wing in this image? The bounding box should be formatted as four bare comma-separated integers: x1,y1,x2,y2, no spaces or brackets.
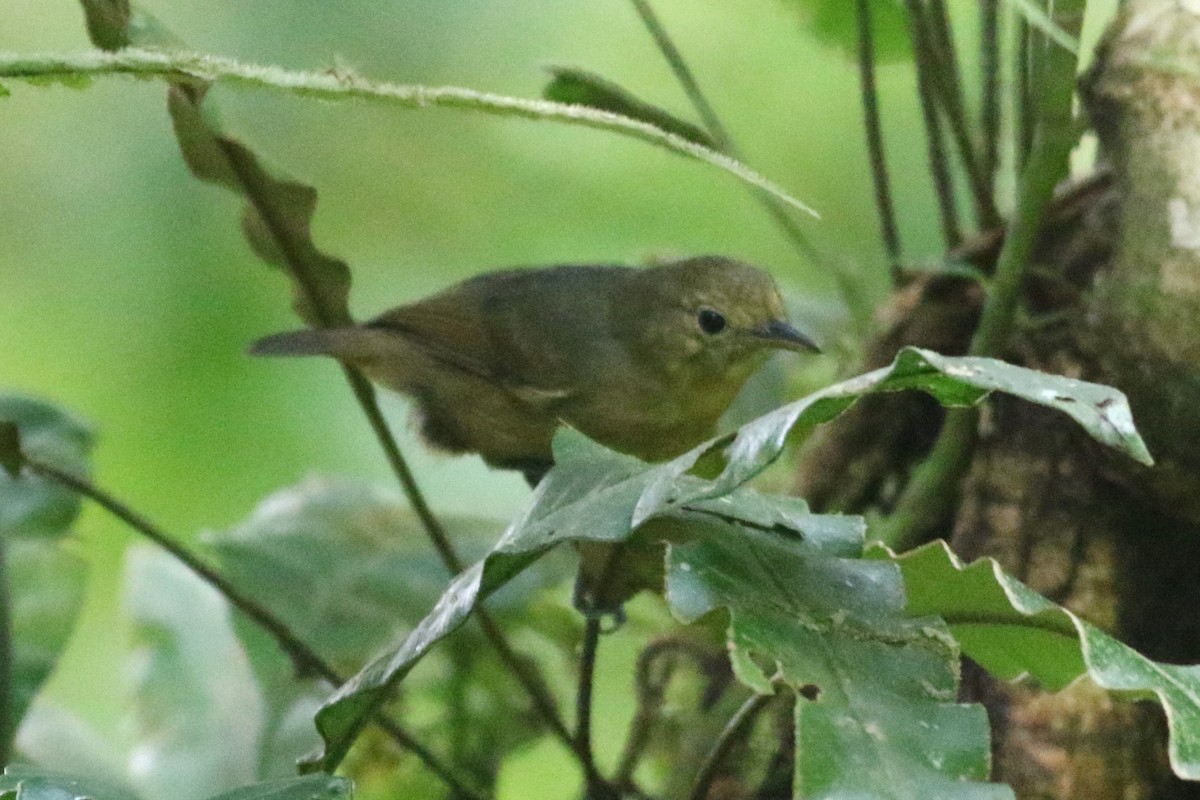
367,293,577,410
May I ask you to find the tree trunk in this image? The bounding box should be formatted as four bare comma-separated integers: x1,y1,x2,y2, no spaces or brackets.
796,2,1200,796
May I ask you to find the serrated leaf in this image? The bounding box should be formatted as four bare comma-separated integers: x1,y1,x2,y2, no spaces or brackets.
123,548,265,800
306,349,1152,771
891,540,1200,781
0,395,92,750
203,775,352,800
543,66,717,149
76,8,354,330
667,517,1011,799
0,766,139,800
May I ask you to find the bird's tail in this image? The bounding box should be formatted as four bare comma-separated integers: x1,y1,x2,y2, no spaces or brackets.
248,327,385,361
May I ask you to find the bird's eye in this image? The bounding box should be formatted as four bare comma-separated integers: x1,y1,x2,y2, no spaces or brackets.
697,308,727,335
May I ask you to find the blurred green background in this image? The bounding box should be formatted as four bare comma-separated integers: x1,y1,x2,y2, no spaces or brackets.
0,0,960,789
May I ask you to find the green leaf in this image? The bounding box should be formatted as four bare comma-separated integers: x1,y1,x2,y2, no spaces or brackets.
122,548,266,800
306,348,1151,771
0,766,139,800
0,395,92,540
667,516,1011,799
687,347,1152,502
0,395,92,749
781,0,912,62
202,775,352,800
204,476,538,672
891,540,1200,781
79,0,131,51
543,66,718,149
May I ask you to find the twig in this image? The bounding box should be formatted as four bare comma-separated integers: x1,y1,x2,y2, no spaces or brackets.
0,48,815,218
855,0,903,286
614,638,725,788
925,0,1001,228
687,691,774,800
904,0,962,249
627,0,870,324
24,458,486,800
1017,17,1034,172
981,0,1001,192
629,0,730,149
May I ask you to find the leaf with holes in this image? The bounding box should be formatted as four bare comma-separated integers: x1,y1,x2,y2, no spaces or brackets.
667,515,1011,799
891,540,1200,781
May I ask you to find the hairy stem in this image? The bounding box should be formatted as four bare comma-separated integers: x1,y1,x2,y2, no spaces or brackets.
26,458,485,800
855,0,903,285
0,48,815,218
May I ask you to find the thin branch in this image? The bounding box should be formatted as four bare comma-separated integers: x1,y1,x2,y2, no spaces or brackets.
925,0,1001,228
625,0,872,323
0,48,816,218
24,458,486,800
855,0,903,285
1017,17,1034,172
981,0,1001,191
341,368,462,571
903,0,962,249
629,0,731,149
215,119,573,749
687,691,774,800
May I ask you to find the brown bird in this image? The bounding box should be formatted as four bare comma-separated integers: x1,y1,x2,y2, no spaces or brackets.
250,255,819,484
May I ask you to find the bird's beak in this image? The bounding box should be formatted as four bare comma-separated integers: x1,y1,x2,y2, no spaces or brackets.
753,319,822,353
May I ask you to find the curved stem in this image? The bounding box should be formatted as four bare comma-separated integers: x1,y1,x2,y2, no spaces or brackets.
687,691,774,800
0,48,815,218
576,617,603,792
25,458,486,800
